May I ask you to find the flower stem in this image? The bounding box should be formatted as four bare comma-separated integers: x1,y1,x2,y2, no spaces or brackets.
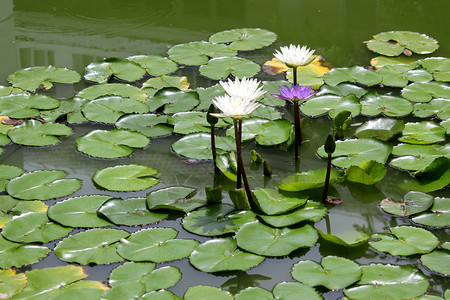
322,153,332,203
210,124,219,174
293,66,298,85
234,119,253,204
293,100,303,158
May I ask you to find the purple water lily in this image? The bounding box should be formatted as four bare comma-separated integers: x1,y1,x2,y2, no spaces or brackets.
271,84,317,102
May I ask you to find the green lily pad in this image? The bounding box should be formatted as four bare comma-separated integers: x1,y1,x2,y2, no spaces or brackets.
259,80,291,106
0,165,24,192
375,64,413,87
167,41,237,66
0,93,59,118
291,256,361,290
253,188,307,215
216,153,238,182
116,114,173,137
169,111,228,135
401,81,450,103
77,83,148,102
199,57,261,80
412,197,450,227
226,118,292,146
419,57,450,82
399,121,446,144
234,287,273,300
209,28,277,51
370,56,420,68
441,119,450,134
54,228,129,265
317,83,368,98
0,235,49,268
6,170,81,200
278,168,341,192
0,197,47,228
272,282,321,300
323,66,382,86
142,76,189,92
0,269,26,298
355,118,404,141
40,97,88,123
93,164,159,192
116,227,198,263
370,226,439,255
195,84,226,110
76,129,149,159
146,88,200,114
47,195,113,227
98,197,167,226
189,238,265,272
236,221,318,256
345,161,387,185
414,98,450,120
260,201,327,227
365,31,439,56
319,229,370,247
128,55,178,76
300,94,361,118
147,186,206,212
7,120,72,146
8,66,80,91
390,143,450,171
81,96,149,124
408,157,450,193
421,249,450,276
317,138,392,169
380,191,434,217
182,204,257,236
184,286,233,300
171,133,235,160
0,85,25,96
84,58,146,83
360,92,413,117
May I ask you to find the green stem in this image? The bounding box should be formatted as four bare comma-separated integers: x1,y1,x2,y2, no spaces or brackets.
293,66,298,85
322,153,332,203
234,119,253,204
211,124,219,174
234,119,242,189
293,100,302,158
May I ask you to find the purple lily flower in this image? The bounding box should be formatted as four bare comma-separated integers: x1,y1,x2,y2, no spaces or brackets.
271,84,317,102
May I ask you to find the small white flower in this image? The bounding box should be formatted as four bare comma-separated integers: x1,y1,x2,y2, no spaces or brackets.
212,94,261,119
274,44,315,68
219,77,266,102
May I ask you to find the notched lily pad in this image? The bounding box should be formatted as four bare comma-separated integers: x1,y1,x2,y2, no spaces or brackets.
199,57,261,80
8,66,81,91
380,191,434,217
77,83,148,102
401,81,450,103
345,161,387,185
412,197,450,227
323,66,382,86
365,31,439,56
253,188,307,215
272,282,321,300
399,121,446,144
128,55,178,76
209,28,277,51
413,98,450,120
421,249,450,276
84,58,146,83
116,114,173,137
168,41,237,66
171,133,235,160
142,75,189,92
93,164,159,192
300,94,361,118
260,200,327,227
419,57,450,82
0,235,49,268
40,97,88,124
319,229,370,247
355,118,404,141
360,92,413,117
278,168,340,192
226,118,292,146
0,93,59,119
146,88,200,114
7,120,72,146
146,186,205,212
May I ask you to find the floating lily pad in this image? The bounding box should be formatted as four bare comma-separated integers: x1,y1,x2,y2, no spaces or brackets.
0,85,25,96
168,41,237,66
0,269,26,298
8,66,81,91
76,129,149,158
291,256,361,290
226,118,291,145
7,120,72,146
171,133,235,160
54,228,129,265
375,64,413,87
40,97,88,123
189,238,265,272
169,111,228,135
419,57,450,82
116,114,173,137
6,170,81,200
195,84,226,110
317,83,368,98
272,282,321,300
412,197,450,227
146,88,200,114
0,165,24,192
77,83,148,102
236,221,317,256
234,287,273,300
142,75,189,92
253,188,307,215
0,235,49,268
317,138,392,169
300,94,361,118
199,57,261,80
355,118,404,141
0,93,59,118
398,121,446,144
408,157,450,193
323,66,382,86
0,197,47,228
401,81,450,103
146,186,205,212
421,249,450,276
260,201,327,227
116,227,198,263
93,164,159,192
365,31,439,56
182,204,257,236
319,229,370,247
47,195,113,227
84,58,146,83
370,56,420,69
380,191,434,217
345,161,387,185
360,92,413,117
389,143,450,171
414,98,450,120
370,226,439,256
278,168,341,192
209,28,277,51
128,55,178,76
216,153,238,182
98,197,167,226
184,286,233,300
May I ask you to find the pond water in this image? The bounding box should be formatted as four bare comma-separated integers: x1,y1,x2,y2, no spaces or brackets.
0,0,449,299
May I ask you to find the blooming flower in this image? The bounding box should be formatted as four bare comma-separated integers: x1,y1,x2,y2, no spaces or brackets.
212,94,261,119
219,77,266,102
274,44,315,68
271,84,317,102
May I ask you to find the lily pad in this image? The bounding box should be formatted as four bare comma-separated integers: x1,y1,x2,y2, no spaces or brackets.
380,191,434,217
184,286,233,300
6,170,81,200
116,114,173,137
0,93,59,118
128,55,178,76
182,204,257,236
236,221,318,256
8,66,80,91
54,228,129,265
146,88,200,114
300,94,361,118
369,226,439,256
40,97,88,123
319,229,370,247
278,168,341,192
77,83,148,102
142,75,189,92
189,238,265,272
47,195,113,227
84,58,146,83
401,81,450,103
389,143,450,171
167,41,237,66
260,201,327,227
370,56,420,68
272,282,321,300
317,83,368,98
169,111,228,135
399,121,446,144
0,269,26,298
323,66,382,86
419,57,450,82
345,161,387,185
195,84,226,110
98,197,167,226
421,249,450,276
0,197,47,228
408,157,450,193
412,197,450,227
317,138,392,169
253,188,307,215
7,120,72,146
209,28,277,51
76,129,149,159
375,64,413,87
93,164,159,192
226,118,292,146
146,186,205,212
0,85,25,96
0,235,49,268
116,227,198,263
355,118,404,141
365,31,439,56
360,92,413,117
199,57,261,80
413,98,450,120
171,133,235,160
0,165,24,192
291,256,361,290
234,287,274,300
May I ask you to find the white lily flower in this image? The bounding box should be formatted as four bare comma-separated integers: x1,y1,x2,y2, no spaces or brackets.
274,44,315,68
212,94,261,119
219,77,266,102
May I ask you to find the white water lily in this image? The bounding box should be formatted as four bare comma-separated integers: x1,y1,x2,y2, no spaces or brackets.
274,44,315,68
219,77,266,102
212,94,261,119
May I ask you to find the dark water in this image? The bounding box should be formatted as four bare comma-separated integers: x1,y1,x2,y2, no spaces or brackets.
0,0,449,299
